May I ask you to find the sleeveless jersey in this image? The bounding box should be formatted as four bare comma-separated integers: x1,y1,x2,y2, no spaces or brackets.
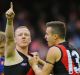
53,42,80,75
4,51,35,75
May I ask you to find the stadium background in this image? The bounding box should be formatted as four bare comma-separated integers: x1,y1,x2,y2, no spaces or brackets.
0,0,80,59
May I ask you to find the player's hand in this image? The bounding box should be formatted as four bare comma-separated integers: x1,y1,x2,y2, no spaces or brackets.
5,2,15,19
31,52,39,57
28,52,39,67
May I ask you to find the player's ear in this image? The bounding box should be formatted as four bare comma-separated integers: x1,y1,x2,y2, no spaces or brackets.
53,34,59,40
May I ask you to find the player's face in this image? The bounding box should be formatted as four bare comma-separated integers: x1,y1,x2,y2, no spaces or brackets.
45,27,56,47
0,42,5,56
15,28,31,48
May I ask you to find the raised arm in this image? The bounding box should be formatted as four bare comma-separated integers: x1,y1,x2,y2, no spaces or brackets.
5,2,15,58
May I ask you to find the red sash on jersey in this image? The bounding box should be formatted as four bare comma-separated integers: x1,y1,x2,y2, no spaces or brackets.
26,53,35,75
57,45,79,75
26,68,35,75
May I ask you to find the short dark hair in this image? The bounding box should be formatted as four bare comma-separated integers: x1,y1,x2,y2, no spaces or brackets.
0,31,5,42
46,21,66,39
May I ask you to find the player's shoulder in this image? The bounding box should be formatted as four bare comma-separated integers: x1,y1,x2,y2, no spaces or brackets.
48,46,61,57
49,46,61,52
47,46,62,63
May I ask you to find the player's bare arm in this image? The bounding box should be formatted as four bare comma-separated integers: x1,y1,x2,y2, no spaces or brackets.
5,2,23,65
29,46,61,75
5,2,15,58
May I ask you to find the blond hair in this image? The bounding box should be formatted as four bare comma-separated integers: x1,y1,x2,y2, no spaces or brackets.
0,31,5,42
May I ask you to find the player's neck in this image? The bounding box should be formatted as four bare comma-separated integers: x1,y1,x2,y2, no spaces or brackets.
55,38,65,45
0,54,4,57
16,45,28,56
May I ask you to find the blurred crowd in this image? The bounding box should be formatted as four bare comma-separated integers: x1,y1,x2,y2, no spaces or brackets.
0,0,80,59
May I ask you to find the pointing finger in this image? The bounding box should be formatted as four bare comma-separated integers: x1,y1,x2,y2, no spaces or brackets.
10,2,13,9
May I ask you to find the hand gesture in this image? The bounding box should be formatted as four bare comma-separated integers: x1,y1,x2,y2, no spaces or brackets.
28,52,39,67
5,2,15,19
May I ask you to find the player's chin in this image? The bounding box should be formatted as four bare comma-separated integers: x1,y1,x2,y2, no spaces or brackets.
21,43,29,47
48,42,52,47
47,42,50,46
